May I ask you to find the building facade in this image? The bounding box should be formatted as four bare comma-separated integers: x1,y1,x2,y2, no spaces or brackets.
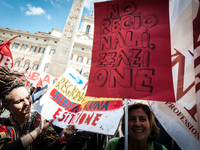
0,14,94,79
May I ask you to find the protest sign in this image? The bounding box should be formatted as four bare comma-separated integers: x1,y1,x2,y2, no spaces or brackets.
0,36,17,68
34,67,124,135
25,70,57,87
86,0,175,102
148,0,200,149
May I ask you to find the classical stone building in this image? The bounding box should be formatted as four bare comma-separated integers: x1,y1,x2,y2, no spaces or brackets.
0,0,93,79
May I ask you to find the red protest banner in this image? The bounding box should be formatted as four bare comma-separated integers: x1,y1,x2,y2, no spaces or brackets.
86,0,175,102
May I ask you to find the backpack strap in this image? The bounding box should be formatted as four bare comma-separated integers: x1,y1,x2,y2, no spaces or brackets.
115,137,124,150
154,141,163,150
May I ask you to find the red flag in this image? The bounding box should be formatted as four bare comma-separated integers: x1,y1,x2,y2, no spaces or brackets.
0,36,18,68
36,78,43,88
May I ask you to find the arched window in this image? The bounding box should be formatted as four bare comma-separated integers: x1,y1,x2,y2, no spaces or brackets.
13,43,19,49
70,54,74,60
44,66,49,72
85,25,90,34
31,46,37,52
24,62,30,69
49,49,56,55
21,44,28,51
33,64,39,70
15,61,20,67
87,58,91,65
39,47,45,53
77,56,83,62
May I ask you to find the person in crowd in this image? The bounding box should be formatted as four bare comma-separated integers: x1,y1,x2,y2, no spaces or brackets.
156,120,181,150
104,103,167,150
34,86,42,93
0,66,76,150
30,86,35,95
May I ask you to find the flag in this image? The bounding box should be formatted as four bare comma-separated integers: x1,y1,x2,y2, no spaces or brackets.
148,0,200,149
36,78,43,88
32,85,48,103
0,36,18,68
193,0,200,139
80,68,83,75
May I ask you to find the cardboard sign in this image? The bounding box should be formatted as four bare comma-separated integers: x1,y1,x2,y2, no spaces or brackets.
86,0,175,102
34,67,124,135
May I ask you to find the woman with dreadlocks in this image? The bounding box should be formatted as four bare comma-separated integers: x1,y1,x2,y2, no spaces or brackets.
0,66,76,150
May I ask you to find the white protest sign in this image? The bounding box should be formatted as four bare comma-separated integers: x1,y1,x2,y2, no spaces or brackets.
34,66,124,135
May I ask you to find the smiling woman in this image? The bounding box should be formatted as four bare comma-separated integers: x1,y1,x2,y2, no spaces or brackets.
104,103,168,150
0,66,76,150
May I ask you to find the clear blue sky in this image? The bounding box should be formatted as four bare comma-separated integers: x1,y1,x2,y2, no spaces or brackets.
0,0,107,33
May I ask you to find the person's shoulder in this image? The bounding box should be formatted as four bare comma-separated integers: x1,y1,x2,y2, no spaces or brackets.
109,137,120,143
104,137,120,150
161,145,168,150
149,141,168,150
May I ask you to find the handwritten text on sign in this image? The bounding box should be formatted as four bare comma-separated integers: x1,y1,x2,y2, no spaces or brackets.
34,67,124,135
86,0,175,102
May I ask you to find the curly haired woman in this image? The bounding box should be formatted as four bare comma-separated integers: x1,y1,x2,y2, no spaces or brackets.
0,66,76,150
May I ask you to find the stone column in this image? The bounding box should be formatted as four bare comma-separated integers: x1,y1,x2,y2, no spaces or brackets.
48,0,85,77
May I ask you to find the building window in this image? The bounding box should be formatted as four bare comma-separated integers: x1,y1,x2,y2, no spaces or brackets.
54,41,57,43
24,62,30,69
82,48,84,50
39,47,45,53
84,75,89,80
13,43,19,49
44,40,46,42
27,37,29,39
70,54,73,60
77,56,83,62
87,58,91,65
85,25,90,34
21,44,28,51
33,64,39,70
36,38,38,40
44,66,48,72
19,35,21,37
3,33,5,35
31,46,37,52
49,49,56,55
0,40,4,44
10,34,12,36
15,61,20,67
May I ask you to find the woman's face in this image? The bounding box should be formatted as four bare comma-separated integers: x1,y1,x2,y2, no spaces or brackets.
128,108,151,143
7,86,32,117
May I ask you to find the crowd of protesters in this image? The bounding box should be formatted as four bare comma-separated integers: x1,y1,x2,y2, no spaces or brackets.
0,66,181,150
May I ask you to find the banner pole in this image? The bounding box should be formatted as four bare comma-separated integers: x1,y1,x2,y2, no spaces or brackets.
125,98,128,150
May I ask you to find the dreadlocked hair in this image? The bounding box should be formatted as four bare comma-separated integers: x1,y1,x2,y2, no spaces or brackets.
0,66,28,114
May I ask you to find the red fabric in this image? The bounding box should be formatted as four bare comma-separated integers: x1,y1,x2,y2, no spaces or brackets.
0,36,18,68
86,0,175,102
0,125,8,134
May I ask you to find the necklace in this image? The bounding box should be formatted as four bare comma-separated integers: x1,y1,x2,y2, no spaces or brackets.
12,115,30,137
